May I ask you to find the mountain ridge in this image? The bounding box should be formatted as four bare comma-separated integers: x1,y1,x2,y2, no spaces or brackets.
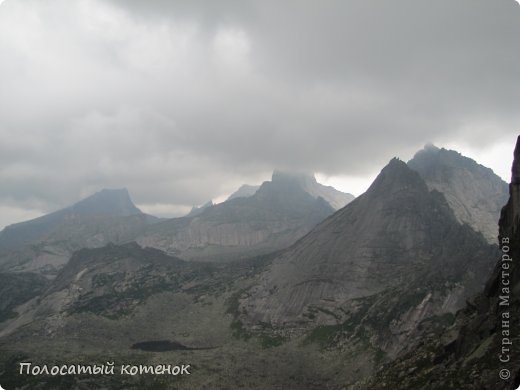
137,172,337,261
408,144,508,243
240,157,496,362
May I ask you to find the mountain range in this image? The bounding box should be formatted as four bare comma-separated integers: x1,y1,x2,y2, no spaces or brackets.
136,171,352,261
0,143,515,389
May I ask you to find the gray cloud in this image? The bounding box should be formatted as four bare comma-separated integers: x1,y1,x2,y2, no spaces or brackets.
0,0,519,228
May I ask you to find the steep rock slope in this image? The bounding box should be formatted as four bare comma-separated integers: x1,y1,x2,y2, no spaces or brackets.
137,172,337,261
365,137,520,390
241,159,496,358
0,272,48,323
408,144,508,243
0,189,157,274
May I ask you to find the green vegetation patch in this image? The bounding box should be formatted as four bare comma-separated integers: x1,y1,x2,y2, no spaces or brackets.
259,333,287,349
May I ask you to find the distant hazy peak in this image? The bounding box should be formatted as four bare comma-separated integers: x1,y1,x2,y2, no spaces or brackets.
227,184,260,201
0,188,149,260
423,142,439,151
71,188,142,217
408,144,509,243
186,200,214,217
270,169,354,210
409,144,499,176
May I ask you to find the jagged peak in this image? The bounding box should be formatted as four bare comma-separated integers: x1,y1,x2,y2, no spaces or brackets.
408,144,506,185
381,157,410,173
366,157,428,196
185,200,214,217
410,143,481,166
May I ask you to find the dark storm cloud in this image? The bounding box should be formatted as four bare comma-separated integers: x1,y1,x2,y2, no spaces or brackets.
0,0,519,227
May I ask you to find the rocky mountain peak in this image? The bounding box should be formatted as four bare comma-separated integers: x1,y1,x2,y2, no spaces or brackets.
270,169,354,210
241,157,494,329
408,144,508,243
71,188,142,217
366,157,428,197
137,171,337,262
423,142,439,151
366,136,519,389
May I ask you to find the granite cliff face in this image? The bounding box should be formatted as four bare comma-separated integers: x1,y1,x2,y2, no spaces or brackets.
240,159,496,358
136,172,338,261
0,189,157,274
408,144,509,243
364,136,520,389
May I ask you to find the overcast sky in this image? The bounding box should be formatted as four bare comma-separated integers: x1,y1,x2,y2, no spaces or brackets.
0,0,519,229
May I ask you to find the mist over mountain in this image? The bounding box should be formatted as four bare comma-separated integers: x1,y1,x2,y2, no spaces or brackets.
0,189,157,274
136,171,339,261
271,170,354,210
408,144,509,243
